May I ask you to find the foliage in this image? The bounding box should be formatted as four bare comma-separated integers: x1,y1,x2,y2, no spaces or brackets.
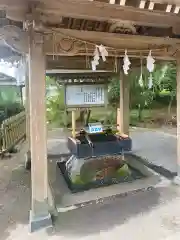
0,86,22,104
159,62,176,115
108,77,120,106
107,62,177,121
108,67,156,120
0,102,24,123
0,85,24,123
45,76,71,127
46,62,177,128
160,62,176,93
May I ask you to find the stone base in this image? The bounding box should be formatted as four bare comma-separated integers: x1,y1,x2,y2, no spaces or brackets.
54,154,162,209
29,211,53,232
24,151,31,170
173,176,180,186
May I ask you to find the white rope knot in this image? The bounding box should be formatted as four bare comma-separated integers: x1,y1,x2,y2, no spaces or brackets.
123,49,131,75
91,45,108,71
147,50,155,73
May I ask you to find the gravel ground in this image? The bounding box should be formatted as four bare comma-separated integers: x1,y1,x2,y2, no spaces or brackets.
0,146,31,240
1,127,180,240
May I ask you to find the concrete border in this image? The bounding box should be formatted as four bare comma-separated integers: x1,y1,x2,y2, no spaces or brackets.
173,176,180,185
52,155,169,212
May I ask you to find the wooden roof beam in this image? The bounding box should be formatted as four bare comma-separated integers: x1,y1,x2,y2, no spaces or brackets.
39,0,180,6
166,4,172,12
174,5,180,12
46,55,175,71
46,52,175,60
36,0,180,34
148,0,180,4
0,0,27,10
139,0,146,8
50,27,180,46
119,0,127,5
109,0,116,4
1,25,177,57
148,2,155,10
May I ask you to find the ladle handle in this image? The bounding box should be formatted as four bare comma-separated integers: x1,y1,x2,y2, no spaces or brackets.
85,134,95,157
85,135,94,148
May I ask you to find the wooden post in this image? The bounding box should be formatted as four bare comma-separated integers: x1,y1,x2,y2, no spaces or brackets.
25,59,30,148
176,58,180,178
117,108,120,131
72,110,76,138
24,58,32,170
28,30,52,232
119,69,130,135
173,57,180,185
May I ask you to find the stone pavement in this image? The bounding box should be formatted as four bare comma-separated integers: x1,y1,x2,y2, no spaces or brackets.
1,127,180,240
47,127,178,175
131,128,177,176
3,184,180,240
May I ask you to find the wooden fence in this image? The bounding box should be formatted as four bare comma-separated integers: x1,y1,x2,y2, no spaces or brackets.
0,111,26,155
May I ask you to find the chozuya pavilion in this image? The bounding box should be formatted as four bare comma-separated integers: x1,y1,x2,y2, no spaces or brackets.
1,0,180,232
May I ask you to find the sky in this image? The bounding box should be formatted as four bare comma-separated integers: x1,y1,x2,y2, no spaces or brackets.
0,64,16,78
0,61,25,85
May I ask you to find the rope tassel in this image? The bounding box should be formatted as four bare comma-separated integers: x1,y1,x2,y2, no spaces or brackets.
123,49,131,75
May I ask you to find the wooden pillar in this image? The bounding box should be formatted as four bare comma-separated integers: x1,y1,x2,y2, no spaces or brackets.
24,59,32,170
176,58,180,178
25,59,30,148
119,70,130,135
28,30,52,231
72,110,76,138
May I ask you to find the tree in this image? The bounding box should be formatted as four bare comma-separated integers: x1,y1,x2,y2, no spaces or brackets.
108,68,156,121
46,76,67,126
108,77,120,107
160,62,176,116
129,67,155,121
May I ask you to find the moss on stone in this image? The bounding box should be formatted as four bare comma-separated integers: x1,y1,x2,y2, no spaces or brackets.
72,175,85,185
116,163,131,177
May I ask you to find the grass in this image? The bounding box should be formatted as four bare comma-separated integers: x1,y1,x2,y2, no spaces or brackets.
46,85,177,129
47,106,177,129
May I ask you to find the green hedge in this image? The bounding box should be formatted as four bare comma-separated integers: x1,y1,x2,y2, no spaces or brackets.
0,102,24,124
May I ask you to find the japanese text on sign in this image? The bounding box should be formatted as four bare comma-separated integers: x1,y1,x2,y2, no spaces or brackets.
65,84,106,107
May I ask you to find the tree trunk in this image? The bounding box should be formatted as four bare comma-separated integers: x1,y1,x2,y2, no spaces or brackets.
138,104,143,122
167,96,173,117
64,110,68,127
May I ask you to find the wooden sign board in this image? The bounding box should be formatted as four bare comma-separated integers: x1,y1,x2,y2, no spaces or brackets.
65,83,108,108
